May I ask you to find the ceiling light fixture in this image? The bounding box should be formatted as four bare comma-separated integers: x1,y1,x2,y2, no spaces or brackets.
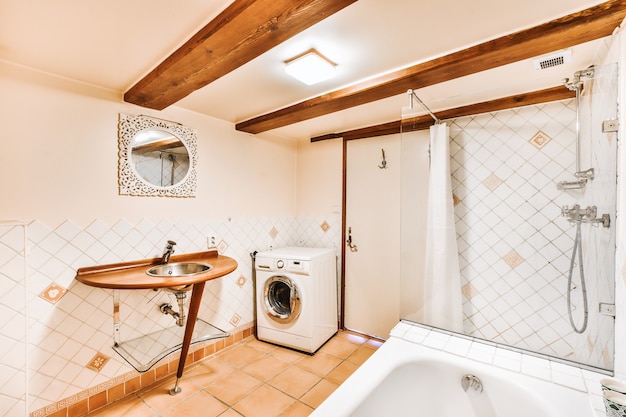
284,49,336,85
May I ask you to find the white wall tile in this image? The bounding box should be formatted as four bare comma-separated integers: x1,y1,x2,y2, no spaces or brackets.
16,215,340,411
449,93,616,369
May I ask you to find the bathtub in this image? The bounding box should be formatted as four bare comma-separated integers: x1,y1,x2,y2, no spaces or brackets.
312,323,599,417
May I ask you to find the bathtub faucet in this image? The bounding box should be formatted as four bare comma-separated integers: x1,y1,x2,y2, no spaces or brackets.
461,374,483,393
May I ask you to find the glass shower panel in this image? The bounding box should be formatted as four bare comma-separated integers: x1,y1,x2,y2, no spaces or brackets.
399,62,617,371
563,62,618,369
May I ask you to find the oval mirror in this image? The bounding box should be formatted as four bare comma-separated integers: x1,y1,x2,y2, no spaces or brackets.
131,130,190,187
118,114,197,197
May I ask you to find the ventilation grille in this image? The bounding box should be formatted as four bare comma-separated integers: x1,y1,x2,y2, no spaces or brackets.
533,49,572,70
538,56,564,69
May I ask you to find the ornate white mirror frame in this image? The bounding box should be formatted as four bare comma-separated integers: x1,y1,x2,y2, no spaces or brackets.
118,113,198,197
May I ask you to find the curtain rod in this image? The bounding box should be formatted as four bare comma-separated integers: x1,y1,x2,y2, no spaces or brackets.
407,89,440,124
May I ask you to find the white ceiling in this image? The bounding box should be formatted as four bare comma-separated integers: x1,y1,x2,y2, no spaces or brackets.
0,0,609,140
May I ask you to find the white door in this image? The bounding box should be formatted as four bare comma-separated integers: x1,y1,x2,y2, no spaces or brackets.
344,135,401,339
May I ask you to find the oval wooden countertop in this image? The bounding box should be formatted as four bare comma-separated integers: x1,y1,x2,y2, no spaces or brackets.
75,249,237,290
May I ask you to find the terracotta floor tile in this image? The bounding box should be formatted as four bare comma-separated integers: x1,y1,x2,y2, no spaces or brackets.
217,344,267,368
364,338,384,349
86,395,157,417
233,384,295,417
160,391,227,417
300,379,339,409
243,337,277,352
318,337,360,359
242,354,290,381
270,366,321,398
138,376,201,412
85,332,382,417
187,358,237,387
325,360,359,385
280,401,314,417
334,331,368,345
204,369,262,405
270,347,308,363
346,345,376,365
218,409,244,416
296,352,342,377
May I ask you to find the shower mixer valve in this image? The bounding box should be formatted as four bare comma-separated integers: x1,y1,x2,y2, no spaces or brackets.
561,204,610,228
561,204,595,219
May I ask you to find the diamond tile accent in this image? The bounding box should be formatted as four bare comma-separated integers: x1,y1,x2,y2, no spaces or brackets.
39,283,67,304
461,283,478,300
502,250,524,269
86,353,110,372
452,193,461,207
269,226,279,239
482,173,503,191
529,130,551,149
230,314,241,327
237,275,247,287
217,239,229,253
320,221,330,233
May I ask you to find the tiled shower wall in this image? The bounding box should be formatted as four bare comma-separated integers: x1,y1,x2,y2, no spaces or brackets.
1,215,340,415
133,151,190,187
450,87,616,369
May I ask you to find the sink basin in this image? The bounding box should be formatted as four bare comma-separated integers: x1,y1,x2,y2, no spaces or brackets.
146,262,213,277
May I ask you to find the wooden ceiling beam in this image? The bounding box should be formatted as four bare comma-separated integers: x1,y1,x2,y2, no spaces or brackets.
124,0,357,110
311,86,576,141
238,0,626,134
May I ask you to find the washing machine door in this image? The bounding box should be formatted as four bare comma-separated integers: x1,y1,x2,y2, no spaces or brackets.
263,275,302,324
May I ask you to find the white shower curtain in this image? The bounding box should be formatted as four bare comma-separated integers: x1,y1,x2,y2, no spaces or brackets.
420,123,464,332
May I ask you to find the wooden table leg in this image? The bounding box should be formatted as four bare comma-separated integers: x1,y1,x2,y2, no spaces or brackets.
170,282,205,395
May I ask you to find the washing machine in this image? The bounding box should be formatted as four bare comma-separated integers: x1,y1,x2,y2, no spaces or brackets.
255,247,338,353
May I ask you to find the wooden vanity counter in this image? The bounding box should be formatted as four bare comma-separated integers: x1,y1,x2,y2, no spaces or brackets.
75,249,237,290
75,248,237,392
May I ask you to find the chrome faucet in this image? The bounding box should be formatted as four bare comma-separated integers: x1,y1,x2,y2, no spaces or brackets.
161,240,176,263
461,374,483,393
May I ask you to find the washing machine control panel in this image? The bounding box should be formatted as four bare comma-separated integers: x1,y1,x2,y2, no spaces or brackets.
256,257,311,275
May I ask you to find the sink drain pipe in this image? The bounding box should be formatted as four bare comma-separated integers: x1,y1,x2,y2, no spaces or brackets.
160,292,186,327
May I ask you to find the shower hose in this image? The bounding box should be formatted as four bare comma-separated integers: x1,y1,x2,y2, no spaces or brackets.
567,222,588,334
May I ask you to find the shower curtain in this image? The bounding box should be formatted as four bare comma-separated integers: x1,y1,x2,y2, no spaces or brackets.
419,123,464,332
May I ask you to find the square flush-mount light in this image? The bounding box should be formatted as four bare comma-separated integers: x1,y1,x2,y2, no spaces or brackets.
285,49,336,85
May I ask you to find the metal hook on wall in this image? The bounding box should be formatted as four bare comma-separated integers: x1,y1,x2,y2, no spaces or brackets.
378,148,387,169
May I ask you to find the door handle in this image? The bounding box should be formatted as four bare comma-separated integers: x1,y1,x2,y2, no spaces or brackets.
346,227,358,252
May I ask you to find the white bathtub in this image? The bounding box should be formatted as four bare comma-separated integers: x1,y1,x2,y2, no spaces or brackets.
312,326,598,417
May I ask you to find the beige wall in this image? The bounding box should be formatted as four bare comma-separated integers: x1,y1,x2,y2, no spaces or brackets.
0,60,297,227
296,138,343,217
0,60,329,415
